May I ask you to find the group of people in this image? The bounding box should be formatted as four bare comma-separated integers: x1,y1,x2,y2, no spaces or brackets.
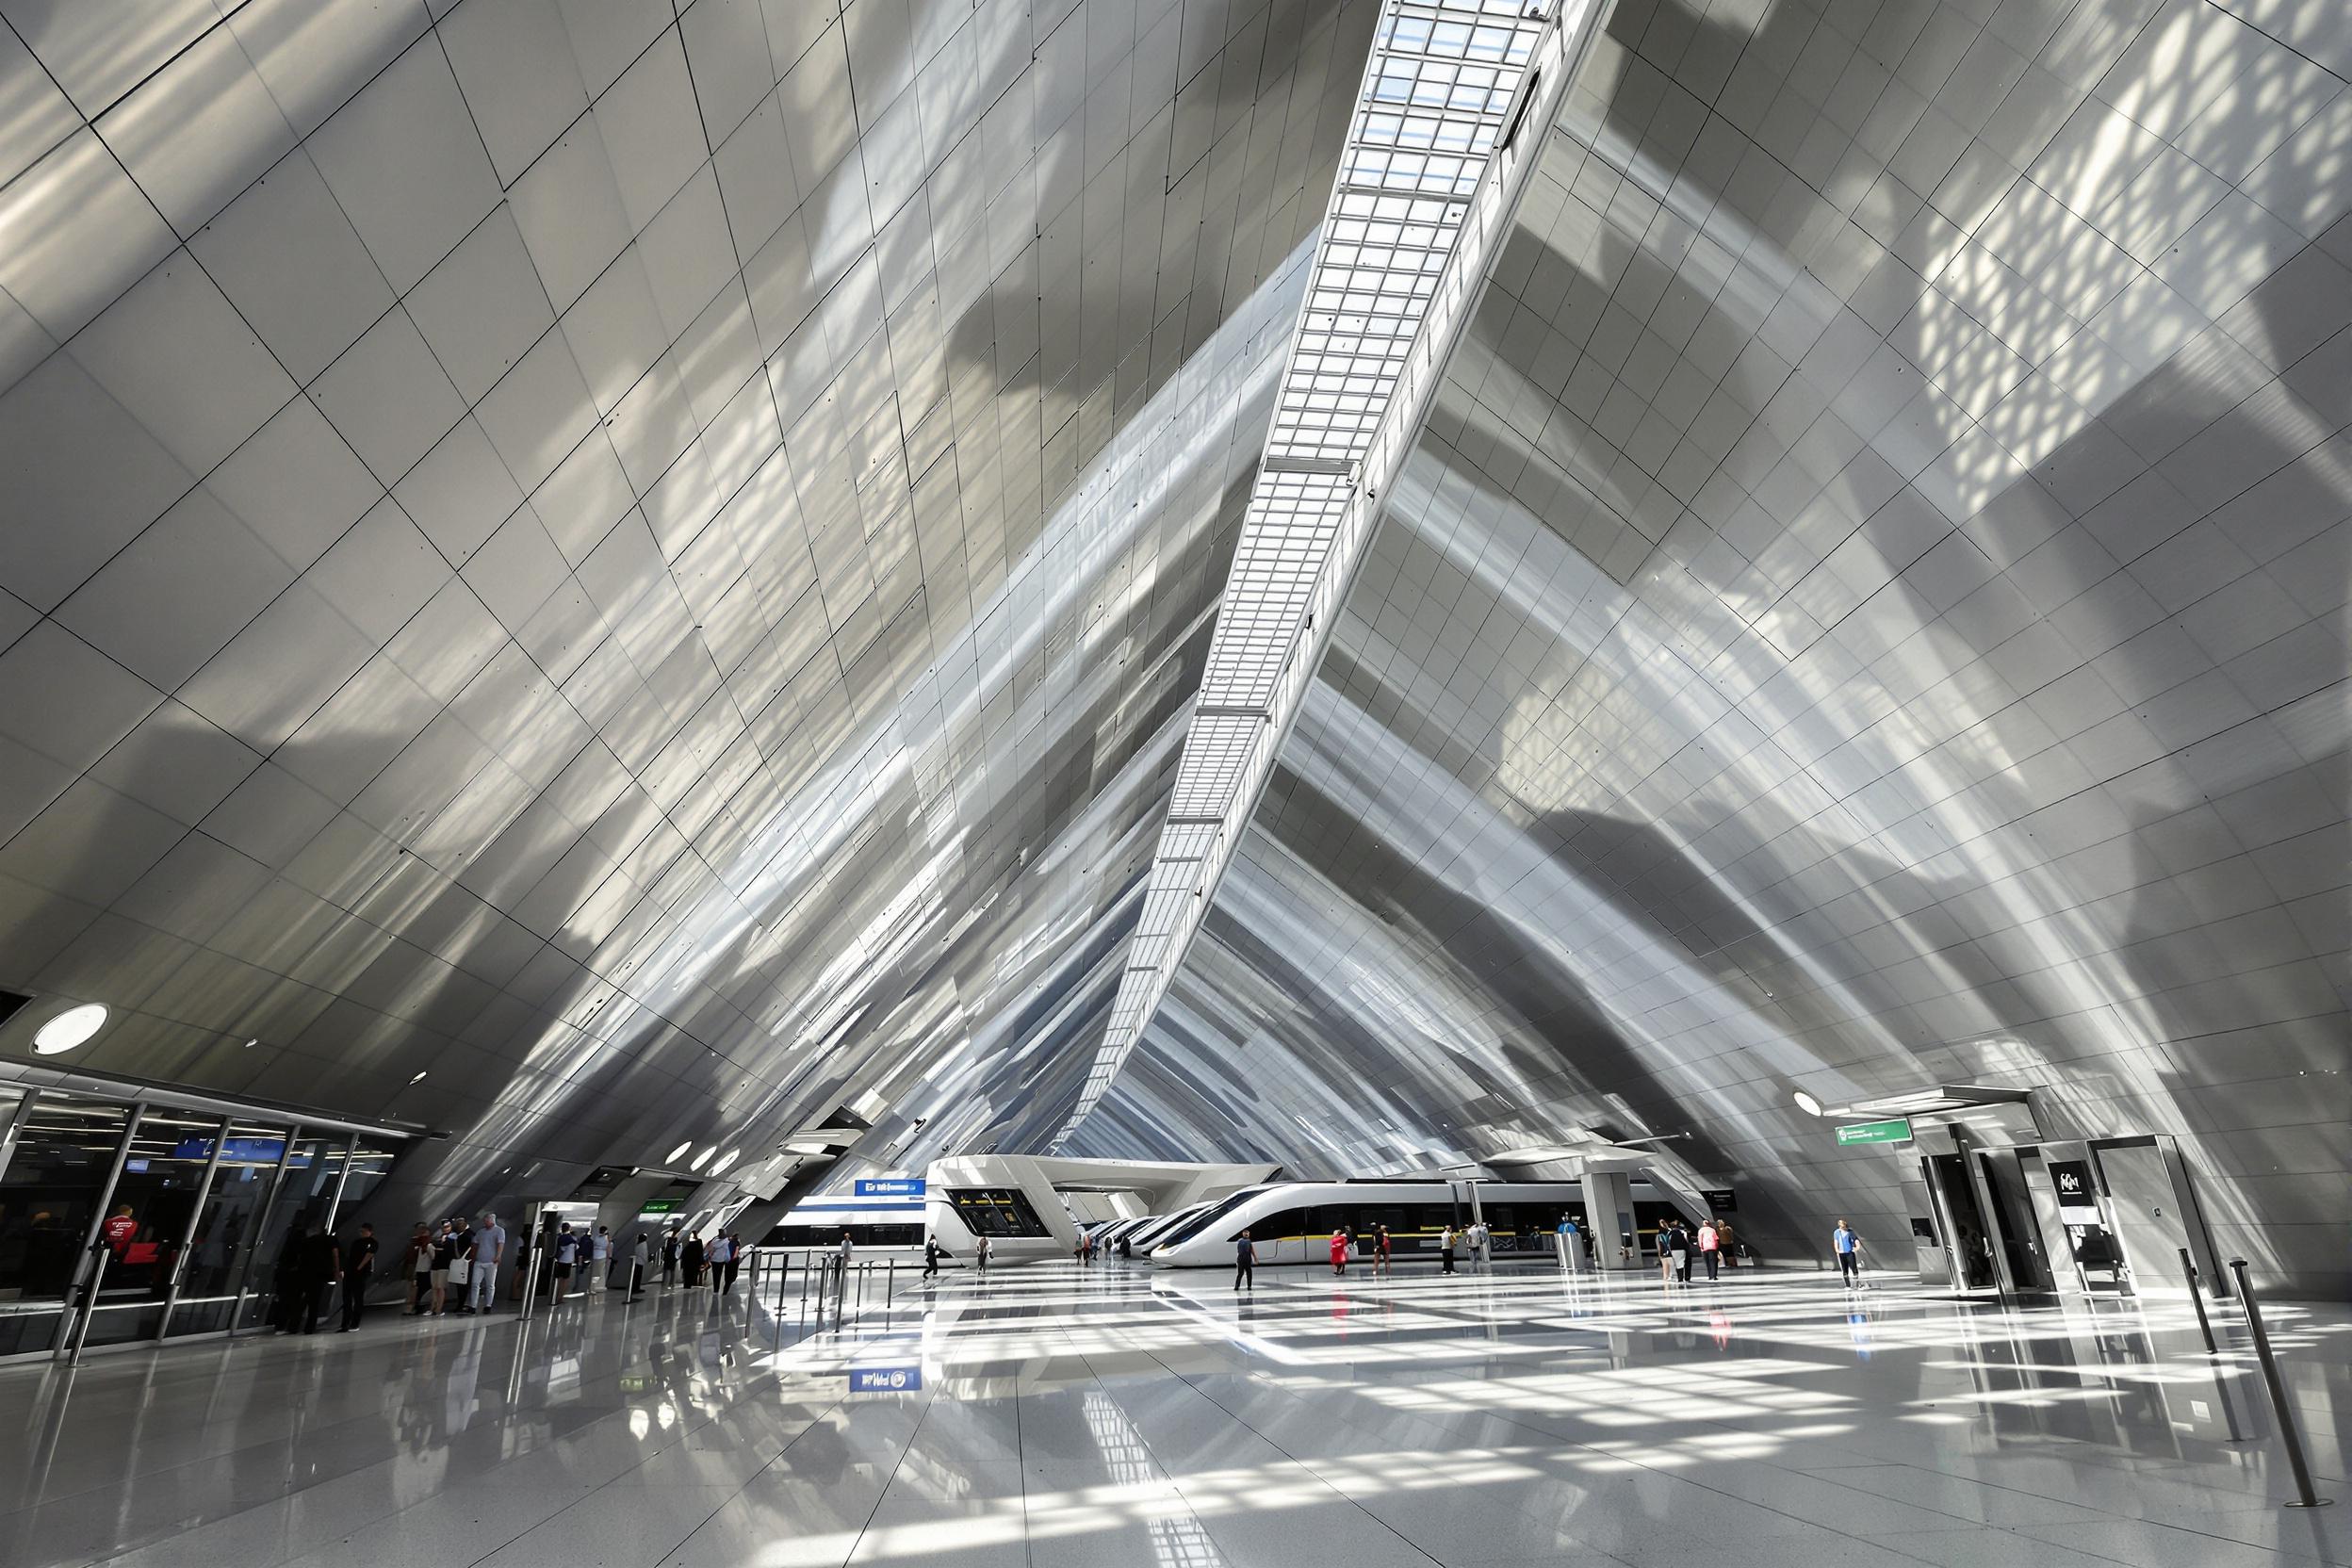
268,1217,379,1333
657,1227,749,1294
1437,1220,1494,1274
397,1213,508,1315
1072,1228,1132,1265
922,1232,988,1275
1326,1224,1394,1277
1654,1217,1736,1284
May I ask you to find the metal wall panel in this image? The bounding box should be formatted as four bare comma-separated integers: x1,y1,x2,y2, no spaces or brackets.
1073,0,2350,1298
0,0,1379,1221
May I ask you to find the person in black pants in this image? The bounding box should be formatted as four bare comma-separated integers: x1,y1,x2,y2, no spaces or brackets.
1233,1229,1255,1291
339,1222,377,1331
300,1222,342,1332
662,1230,678,1287
923,1235,940,1278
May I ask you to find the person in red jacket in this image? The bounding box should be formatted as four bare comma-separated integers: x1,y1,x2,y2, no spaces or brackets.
1329,1229,1348,1276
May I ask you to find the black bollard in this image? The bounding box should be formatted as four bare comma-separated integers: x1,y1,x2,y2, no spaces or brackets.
2228,1259,2332,1509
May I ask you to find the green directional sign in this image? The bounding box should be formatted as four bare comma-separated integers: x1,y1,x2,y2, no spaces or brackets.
1835,1118,1914,1146
638,1199,681,1214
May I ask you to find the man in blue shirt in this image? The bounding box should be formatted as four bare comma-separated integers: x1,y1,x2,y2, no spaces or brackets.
1833,1219,1863,1284
1233,1229,1255,1291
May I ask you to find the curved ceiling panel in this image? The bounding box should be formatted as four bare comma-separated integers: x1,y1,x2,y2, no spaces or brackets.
1087,0,2350,1295
0,0,1379,1208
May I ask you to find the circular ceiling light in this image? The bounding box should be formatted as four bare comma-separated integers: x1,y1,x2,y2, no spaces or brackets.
689,1145,714,1171
711,1148,741,1175
666,1141,692,1162
33,1003,107,1054
1792,1089,1823,1117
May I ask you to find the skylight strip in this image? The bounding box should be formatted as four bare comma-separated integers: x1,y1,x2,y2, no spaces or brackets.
1041,1,1598,1151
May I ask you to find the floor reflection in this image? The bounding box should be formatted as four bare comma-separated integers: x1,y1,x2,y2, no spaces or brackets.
0,1262,2342,1567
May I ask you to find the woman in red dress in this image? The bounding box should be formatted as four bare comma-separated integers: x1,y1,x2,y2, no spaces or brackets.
1329,1230,1348,1276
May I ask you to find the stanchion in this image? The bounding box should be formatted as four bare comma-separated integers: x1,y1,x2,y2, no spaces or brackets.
885,1260,894,1325
2228,1259,2332,1509
2180,1249,2218,1355
65,1248,111,1365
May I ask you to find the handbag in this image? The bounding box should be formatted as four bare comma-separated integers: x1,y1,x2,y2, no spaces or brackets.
447,1258,471,1285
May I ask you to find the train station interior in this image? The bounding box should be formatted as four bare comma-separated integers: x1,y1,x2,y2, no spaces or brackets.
0,0,2344,1563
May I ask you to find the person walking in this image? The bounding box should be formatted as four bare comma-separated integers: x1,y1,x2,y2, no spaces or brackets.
834,1229,854,1287
401,1222,433,1315
339,1222,377,1331
681,1230,704,1289
661,1229,678,1287
707,1232,732,1298
301,1221,341,1332
585,1226,610,1295
551,1223,578,1302
1671,1222,1692,1284
467,1213,505,1314
1697,1218,1720,1281
1833,1220,1863,1285
430,1220,457,1315
975,1233,991,1272
923,1234,941,1278
725,1233,744,1295
1657,1226,1676,1287
1439,1223,1457,1275
1233,1229,1255,1291
1373,1224,1393,1279
1329,1228,1348,1277
629,1232,650,1298
1469,1218,1491,1274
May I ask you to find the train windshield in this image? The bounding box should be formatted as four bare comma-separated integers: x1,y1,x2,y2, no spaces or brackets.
1152,1186,1267,1250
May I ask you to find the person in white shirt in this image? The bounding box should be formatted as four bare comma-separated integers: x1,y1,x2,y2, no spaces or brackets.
707,1232,732,1298
586,1226,611,1293
629,1232,651,1298
1697,1219,1721,1281
466,1214,505,1314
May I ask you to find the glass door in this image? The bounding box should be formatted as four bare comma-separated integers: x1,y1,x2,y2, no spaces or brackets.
233,1132,332,1332
165,1120,296,1338
76,1108,225,1348
0,1095,136,1357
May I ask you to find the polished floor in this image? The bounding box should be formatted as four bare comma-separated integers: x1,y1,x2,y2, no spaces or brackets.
0,1260,2344,1568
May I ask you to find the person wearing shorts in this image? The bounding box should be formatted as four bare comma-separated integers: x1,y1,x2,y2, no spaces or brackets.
552,1223,577,1301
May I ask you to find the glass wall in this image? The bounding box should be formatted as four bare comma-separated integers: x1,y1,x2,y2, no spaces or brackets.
165,1120,298,1338
78,1108,224,1348
0,1096,135,1357
0,1085,407,1357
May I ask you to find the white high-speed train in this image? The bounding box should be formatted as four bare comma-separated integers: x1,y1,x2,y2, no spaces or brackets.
1145,1180,1686,1266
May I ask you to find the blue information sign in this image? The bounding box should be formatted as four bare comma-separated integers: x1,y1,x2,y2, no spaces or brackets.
172,1135,294,1164
854,1178,925,1197
848,1365,923,1393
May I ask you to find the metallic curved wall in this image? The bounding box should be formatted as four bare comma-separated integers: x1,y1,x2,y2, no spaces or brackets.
1081,0,2350,1296
0,0,1375,1217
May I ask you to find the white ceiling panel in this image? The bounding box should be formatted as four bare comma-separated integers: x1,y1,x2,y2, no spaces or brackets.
306,35,505,293
67,252,292,474
189,148,394,383
308,303,466,483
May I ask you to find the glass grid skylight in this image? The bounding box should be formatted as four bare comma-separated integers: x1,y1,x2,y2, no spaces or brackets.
1047,0,1586,1149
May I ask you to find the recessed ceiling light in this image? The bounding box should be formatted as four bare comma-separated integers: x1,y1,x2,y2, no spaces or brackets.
1792,1090,1823,1117
666,1141,691,1161
689,1145,714,1171
242,1037,257,1049
33,1004,107,1054
409,1070,428,1084
711,1148,741,1175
